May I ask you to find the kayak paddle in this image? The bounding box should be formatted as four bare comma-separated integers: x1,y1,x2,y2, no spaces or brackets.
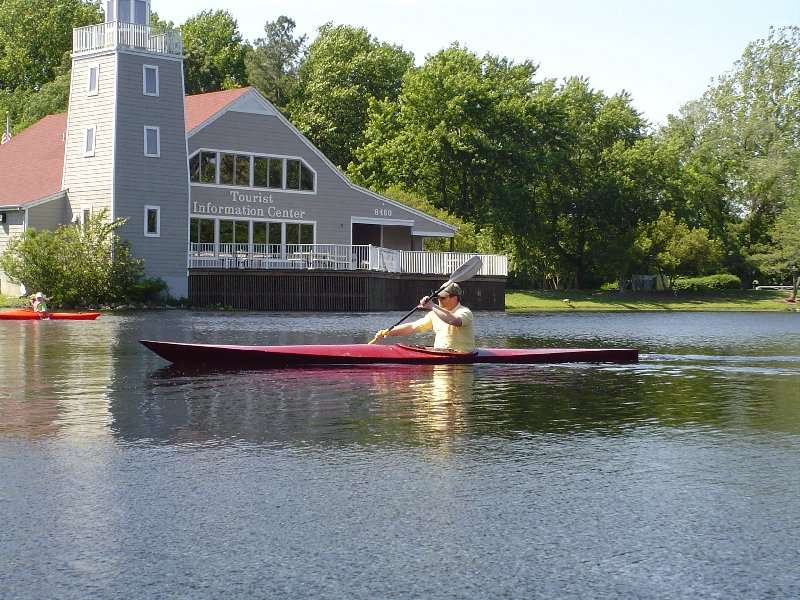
368,255,483,344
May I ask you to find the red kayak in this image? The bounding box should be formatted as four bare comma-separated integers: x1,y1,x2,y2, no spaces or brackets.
0,309,101,320
140,340,638,367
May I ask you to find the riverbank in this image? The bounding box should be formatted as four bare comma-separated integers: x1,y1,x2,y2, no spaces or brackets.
506,289,796,311
3,290,797,312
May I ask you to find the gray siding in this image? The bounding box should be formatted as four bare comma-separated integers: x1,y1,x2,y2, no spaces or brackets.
0,210,25,296
114,52,189,297
28,196,70,231
62,53,117,219
188,110,454,246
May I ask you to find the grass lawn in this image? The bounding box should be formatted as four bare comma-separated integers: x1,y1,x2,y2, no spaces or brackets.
506,289,797,311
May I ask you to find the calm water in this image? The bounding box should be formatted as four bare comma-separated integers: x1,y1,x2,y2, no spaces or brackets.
1,311,799,599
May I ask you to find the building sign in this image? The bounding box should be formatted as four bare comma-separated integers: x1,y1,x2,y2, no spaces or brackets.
190,190,306,219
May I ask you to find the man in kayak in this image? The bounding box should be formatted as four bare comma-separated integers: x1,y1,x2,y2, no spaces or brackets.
373,283,475,352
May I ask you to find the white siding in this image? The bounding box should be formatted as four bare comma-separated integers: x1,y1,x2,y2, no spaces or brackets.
62,53,117,221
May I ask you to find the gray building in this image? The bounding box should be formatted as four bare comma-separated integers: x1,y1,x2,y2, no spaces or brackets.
0,0,506,301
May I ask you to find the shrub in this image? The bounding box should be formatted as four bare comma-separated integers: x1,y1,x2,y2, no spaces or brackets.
127,277,168,304
671,274,741,292
0,209,149,306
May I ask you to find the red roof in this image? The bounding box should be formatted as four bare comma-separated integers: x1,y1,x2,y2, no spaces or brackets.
185,87,251,132
0,87,254,208
0,113,68,207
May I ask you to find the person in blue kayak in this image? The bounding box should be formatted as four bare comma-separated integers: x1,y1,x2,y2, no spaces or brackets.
29,292,50,317
373,282,475,352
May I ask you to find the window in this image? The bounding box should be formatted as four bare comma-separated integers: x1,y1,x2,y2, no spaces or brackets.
87,64,99,96
189,153,201,182
106,0,115,21
84,126,96,157
219,154,234,185
286,223,314,245
219,220,249,245
144,205,160,237
143,65,159,96
118,0,130,22
190,218,215,243
219,153,250,186
252,156,284,188
253,157,268,188
268,158,284,189
286,159,301,190
199,152,217,183
253,221,282,246
300,163,315,191
80,206,92,227
187,152,314,191
134,0,147,25
144,126,160,157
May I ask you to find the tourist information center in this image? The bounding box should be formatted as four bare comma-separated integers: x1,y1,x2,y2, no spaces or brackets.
0,0,506,308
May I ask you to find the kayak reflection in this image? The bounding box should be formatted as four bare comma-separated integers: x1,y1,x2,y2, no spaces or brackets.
123,363,476,445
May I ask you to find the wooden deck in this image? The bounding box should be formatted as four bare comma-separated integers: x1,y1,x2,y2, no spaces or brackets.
188,269,506,311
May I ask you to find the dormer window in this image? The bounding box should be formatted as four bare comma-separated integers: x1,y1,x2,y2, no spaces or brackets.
143,65,159,96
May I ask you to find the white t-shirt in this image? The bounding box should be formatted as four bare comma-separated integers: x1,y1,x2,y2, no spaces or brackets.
411,304,475,352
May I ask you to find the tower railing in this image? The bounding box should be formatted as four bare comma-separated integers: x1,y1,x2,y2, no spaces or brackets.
73,22,183,57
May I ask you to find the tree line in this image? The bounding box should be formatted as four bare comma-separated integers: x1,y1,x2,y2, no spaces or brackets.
1,1,798,290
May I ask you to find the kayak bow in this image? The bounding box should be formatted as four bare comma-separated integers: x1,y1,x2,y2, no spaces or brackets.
140,340,638,368
0,309,101,320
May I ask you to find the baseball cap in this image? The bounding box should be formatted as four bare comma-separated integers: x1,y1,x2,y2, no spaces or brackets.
437,282,463,298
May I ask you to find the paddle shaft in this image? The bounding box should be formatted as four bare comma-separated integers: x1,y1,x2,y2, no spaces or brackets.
385,285,445,332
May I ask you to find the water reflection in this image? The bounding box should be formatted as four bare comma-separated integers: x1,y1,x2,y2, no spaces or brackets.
2,311,799,444
0,319,119,440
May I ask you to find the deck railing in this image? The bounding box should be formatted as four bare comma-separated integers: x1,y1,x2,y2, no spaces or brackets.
73,22,183,57
188,243,507,276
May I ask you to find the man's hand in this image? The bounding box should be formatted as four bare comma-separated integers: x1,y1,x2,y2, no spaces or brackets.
418,295,434,310
374,328,391,340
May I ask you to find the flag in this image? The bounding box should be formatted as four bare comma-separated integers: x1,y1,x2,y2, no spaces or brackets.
1,113,11,145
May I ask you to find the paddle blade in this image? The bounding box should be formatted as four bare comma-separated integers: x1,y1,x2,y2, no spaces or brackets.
449,255,483,283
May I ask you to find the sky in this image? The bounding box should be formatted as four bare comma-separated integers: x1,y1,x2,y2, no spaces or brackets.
156,0,799,127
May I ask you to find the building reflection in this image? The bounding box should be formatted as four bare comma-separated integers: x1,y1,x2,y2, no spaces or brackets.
0,318,118,440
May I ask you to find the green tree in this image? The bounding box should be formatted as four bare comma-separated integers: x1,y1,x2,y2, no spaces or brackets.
0,0,101,91
181,10,249,94
496,77,659,287
750,198,800,298
352,46,547,226
150,11,175,31
290,23,413,169
635,211,725,282
246,15,305,110
661,26,800,279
